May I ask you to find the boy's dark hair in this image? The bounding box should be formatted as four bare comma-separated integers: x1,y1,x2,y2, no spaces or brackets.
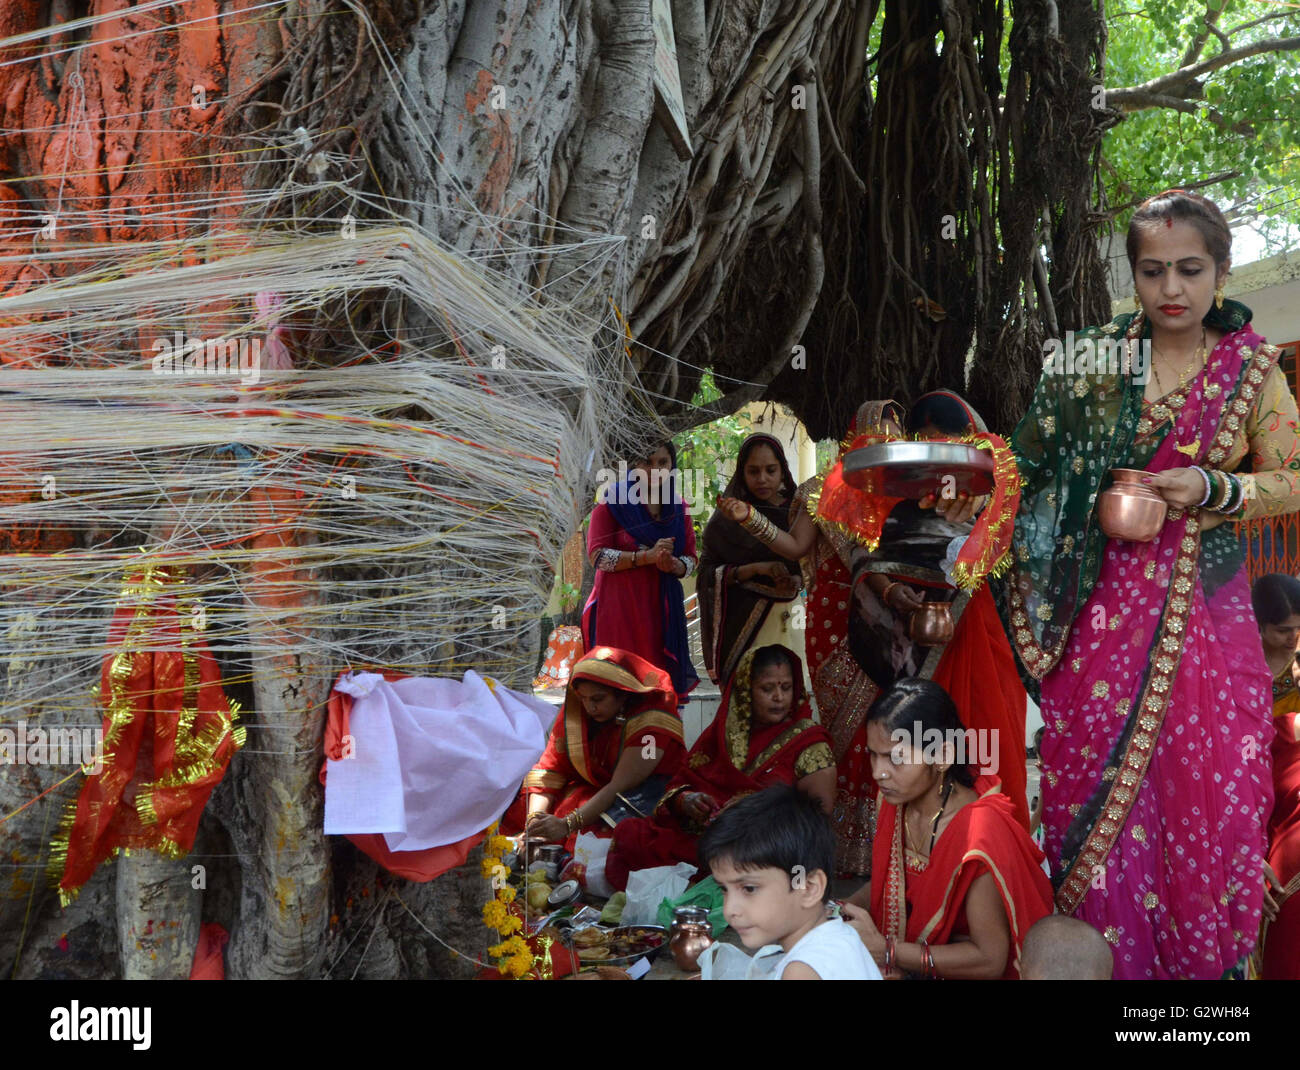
697,786,834,902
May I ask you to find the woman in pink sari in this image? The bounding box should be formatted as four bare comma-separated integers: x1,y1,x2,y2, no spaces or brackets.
1001,190,1300,978
583,441,698,698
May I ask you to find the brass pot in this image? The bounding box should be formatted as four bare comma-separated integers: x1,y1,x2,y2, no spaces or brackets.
669,906,714,972
909,601,954,647
1097,468,1166,543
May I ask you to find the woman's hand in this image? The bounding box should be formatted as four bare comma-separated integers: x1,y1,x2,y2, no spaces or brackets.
679,792,719,824
525,812,568,843
918,490,986,525
841,902,888,961
882,581,924,613
753,560,798,594
752,560,787,582
654,547,682,573
1144,468,1203,508
770,572,802,598
716,496,750,524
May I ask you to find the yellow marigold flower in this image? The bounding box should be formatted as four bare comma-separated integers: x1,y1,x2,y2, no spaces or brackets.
499,935,529,957
480,857,506,880
498,886,517,904
498,956,525,979
482,900,508,929
497,914,522,935
488,835,513,856
508,951,535,978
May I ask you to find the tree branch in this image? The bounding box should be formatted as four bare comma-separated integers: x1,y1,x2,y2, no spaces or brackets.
1180,0,1228,69
1106,169,1242,216
1106,89,1255,135
1108,34,1300,106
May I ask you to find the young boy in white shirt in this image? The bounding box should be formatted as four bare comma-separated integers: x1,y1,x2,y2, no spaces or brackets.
697,786,881,980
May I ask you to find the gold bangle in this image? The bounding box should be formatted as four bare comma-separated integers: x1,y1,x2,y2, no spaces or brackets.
740,505,779,545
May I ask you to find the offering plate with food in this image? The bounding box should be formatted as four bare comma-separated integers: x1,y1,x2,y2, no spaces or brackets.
569,924,668,967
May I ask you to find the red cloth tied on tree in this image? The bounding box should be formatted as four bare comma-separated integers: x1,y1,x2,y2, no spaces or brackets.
51,564,245,905
814,430,1022,592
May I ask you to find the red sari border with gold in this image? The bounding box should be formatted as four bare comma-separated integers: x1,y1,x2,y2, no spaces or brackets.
869,775,1053,979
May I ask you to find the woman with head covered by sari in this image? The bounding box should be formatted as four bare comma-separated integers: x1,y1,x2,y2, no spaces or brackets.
501,647,684,847
584,441,698,698
1000,190,1299,978
842,678,1053,979
696,434,805,686
604,644,835,889
717,395,1029,875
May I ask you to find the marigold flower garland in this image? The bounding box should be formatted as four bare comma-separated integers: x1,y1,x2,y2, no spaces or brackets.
481,826,534,978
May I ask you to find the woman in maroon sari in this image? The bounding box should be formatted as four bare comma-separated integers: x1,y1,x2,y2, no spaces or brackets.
604,644,835,889
502,647,684,849
843,679,1054,979
1251,573,1300,979
697,434,804,685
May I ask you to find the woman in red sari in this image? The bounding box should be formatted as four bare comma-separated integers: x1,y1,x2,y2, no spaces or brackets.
1251,573,1300,979
842,678,1053,979
502,647,684,848
584,441,698,697
604,644,835,889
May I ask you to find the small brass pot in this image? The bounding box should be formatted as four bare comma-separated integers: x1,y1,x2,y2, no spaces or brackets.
1097,468,1166,543
669,906,714,972
909,601,954,647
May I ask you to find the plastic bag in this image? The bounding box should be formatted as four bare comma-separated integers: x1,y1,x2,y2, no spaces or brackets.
572,832,615,899
699,941,756,980
622,862,696,926
599,891,627,926
656,875,727,937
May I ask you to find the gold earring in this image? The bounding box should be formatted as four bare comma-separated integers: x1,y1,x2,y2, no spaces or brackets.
1133,294,1142,311
1215,287,1224,310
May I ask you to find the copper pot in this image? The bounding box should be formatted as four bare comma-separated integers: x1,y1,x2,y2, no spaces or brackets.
669,906,714,972
1097,468,1166,543
909,601,954,647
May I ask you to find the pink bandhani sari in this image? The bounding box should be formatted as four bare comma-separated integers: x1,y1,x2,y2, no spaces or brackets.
1029,325,1277,978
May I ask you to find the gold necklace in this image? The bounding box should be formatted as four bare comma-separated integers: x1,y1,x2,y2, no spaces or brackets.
902,777,955,856
1151,327,1207,395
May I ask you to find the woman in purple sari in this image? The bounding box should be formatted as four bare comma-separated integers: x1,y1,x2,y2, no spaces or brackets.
1000,190,1300,978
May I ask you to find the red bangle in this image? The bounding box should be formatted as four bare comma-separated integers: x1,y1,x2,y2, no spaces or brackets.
884,935,896,973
